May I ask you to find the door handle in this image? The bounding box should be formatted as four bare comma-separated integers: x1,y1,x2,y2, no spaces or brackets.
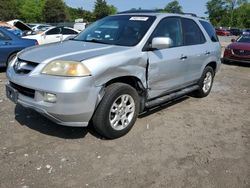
56,36,61,38
180,55,187,60
205,51,211,55
4,41,11,45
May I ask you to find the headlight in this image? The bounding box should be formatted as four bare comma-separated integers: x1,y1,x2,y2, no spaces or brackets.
8,56,18,69
41,60,91,77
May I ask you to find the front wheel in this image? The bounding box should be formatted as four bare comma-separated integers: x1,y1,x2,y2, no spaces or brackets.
193,66,215,98
92,83,139,139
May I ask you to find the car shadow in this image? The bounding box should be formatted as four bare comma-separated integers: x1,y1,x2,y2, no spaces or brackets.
0,67,6,73
14,104,103,139
14,96,190,139
223,61,250,67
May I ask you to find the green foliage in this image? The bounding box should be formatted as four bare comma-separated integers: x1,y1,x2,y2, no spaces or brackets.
206,0,250,28
163,0,183,13
20,0,45,22
0,0,19,20
42,0,67,23
94,0,114,20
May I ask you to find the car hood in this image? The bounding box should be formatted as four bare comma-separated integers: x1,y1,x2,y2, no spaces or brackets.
19,40,129,63
229,42,250,50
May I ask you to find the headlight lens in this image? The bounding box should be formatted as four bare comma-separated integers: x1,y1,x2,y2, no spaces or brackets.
41,60,91,77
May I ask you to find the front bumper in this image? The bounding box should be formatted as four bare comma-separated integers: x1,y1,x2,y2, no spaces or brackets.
222,57,250,64
6,67,102,127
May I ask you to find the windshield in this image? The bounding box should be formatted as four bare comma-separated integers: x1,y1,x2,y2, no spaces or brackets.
74,15,156,46
237,35,250,43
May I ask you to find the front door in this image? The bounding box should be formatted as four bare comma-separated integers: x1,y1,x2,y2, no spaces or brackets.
147,17,188,99
44,27,62,44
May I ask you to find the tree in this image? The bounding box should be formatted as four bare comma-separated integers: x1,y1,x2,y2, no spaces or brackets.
206,0,227,26
164,0,183,13
93,0,113,20
20,0,45,22
42,0,67,23
0,0,19,20
206,0,250,27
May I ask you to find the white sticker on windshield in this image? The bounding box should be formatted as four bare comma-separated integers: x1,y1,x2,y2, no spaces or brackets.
129,17,149,21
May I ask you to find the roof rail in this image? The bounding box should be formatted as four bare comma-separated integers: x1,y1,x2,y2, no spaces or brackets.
117,9,160,14
181,13,197,17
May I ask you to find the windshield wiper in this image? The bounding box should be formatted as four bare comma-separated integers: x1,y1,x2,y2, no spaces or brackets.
83,39,108,44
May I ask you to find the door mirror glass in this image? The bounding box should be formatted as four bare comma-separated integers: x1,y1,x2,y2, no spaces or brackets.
151,37,173,50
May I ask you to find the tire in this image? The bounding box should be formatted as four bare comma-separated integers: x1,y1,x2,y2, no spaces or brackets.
193,66,215,98
92,83,139,139
7,53,17,66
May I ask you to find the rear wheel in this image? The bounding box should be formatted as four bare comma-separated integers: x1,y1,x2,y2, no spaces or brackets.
92,83,139,139
194,66,214,98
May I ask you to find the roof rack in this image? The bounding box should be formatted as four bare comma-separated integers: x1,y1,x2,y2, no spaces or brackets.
117,9,160,14
181,13,197,17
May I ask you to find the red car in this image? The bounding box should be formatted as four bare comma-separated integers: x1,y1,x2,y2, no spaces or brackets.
223,35,250,63
216,28,230,36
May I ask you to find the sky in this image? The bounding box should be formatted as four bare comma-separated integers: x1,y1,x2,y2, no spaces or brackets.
65,0,208,17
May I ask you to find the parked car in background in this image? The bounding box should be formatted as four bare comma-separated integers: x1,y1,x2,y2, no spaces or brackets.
216,28,230,36
230,28,241,36
242,29,250,35
23,26,79,45
0,22,23,36
27,23,52,32
0,28,37,67
7,19,33,36
223,34,250,64
6,13,221,138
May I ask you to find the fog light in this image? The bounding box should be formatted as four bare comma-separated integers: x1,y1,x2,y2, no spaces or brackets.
44,93,57,103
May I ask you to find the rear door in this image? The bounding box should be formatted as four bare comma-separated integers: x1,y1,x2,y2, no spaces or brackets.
44,28,62,44
61,28,79,40
147,17,189,99
181,18,208,83
0,30,14,65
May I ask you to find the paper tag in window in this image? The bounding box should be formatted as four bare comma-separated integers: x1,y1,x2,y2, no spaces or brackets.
129,17,149,21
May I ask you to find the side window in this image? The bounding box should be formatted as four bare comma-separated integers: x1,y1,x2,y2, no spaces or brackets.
62,28,78,35
0,31,11,40
152,17,183,47
182,18,206,45
46,28,61,35
199,20,219,42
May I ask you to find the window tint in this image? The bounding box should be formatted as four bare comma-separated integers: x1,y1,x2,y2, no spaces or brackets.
0,30,11,40
182,18,206,45
46,28,61,35
199,20,218,42
152,17,183,47
62,28,78,35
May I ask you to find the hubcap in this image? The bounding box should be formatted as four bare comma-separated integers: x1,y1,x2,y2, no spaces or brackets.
109,94,135,131
203,72,213,93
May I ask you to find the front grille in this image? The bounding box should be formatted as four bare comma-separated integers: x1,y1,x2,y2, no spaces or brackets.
10,82,35,98
13,59,39,74
233,49,250,56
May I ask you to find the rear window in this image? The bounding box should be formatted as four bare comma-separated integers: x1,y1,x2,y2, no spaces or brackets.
182,18,206,45
199,20,219,42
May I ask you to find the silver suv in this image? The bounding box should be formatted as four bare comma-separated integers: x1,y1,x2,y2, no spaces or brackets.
6,13,221,138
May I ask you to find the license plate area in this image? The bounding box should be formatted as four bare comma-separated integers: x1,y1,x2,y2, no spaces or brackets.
6,84,18,104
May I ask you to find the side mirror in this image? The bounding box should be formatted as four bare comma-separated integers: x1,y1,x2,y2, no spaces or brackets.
42,33,46,39
231,39,236,43
151,37,173,50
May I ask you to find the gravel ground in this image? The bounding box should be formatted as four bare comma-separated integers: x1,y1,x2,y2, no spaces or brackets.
0,39,249,188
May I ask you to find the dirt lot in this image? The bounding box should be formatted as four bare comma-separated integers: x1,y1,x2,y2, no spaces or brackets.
0,54,250,187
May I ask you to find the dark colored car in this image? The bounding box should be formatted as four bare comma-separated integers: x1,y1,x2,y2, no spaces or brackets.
223,35,250,64
230,28,241,36
242,29,250,35
216,28,230,36
0,27,37,67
